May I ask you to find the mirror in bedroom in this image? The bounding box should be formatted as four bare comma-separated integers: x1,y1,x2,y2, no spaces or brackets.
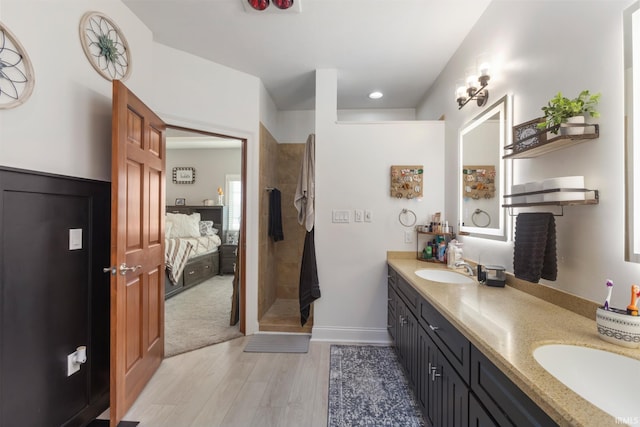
163,126,245,357
458,94,512,241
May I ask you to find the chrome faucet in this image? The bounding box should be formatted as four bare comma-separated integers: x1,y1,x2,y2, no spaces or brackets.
455,261,474,276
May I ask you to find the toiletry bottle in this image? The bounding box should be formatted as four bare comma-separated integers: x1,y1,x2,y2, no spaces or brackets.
426,245,432,259
447,242,456,268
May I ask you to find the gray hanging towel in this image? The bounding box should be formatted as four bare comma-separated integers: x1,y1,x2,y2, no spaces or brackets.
513,213,557,283
299,228,320,326
268,188,284,242
294,134,315,232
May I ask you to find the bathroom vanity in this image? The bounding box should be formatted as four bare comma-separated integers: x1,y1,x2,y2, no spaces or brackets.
387,255,640,427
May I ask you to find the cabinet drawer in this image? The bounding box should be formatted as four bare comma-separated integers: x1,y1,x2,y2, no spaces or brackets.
397,275,420,315
420,298,470,383
471,345,558,427
183,255,215,286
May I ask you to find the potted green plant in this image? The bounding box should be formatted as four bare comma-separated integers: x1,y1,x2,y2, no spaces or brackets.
537,90,601,135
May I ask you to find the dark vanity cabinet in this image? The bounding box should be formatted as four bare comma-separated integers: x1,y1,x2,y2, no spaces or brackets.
388,268,418,387
387,265,558,427
470,346,558,427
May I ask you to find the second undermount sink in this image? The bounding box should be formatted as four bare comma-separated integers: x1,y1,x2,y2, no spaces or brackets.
533,344,640,419
414,269,475,284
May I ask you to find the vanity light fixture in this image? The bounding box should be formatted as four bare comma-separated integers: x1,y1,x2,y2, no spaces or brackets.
369,91,383,99
456,60,491,109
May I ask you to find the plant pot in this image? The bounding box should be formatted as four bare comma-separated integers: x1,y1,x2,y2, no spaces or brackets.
561,115,585,136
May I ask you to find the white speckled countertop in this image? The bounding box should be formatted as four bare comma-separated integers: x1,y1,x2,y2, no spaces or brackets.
387,256,640,427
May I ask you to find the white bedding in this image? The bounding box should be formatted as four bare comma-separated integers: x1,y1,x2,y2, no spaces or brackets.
181,235,222,258
165,235,222,285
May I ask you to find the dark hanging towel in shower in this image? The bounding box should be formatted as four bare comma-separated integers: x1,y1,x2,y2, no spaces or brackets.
513,212,557,283
268,188,284,242
299,228,320,326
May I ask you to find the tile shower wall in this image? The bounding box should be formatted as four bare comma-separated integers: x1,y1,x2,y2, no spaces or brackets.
258,124,279,319
276,144,306,300
258,124,307,321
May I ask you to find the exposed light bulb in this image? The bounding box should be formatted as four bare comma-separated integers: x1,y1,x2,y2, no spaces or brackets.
248,0,269,11
273,0,294,9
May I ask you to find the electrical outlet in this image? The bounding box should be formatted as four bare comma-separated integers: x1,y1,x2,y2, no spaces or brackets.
354,209,363,222
404,231,414,243
67,352,80,376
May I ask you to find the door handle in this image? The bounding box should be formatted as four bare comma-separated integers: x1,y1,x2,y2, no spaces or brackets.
103,267,116,275
119,263,142,275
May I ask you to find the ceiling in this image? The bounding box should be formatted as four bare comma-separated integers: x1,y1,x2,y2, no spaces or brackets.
122,0,492,111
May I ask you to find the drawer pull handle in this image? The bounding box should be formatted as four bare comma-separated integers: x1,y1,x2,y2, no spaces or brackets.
429,325,439,331
188,271,195,275
431,366,441,381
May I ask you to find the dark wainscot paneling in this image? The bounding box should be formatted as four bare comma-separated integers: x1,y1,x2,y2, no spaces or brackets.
0,167,110,427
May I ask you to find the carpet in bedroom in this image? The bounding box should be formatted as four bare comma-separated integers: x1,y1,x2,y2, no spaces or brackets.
164,275,242,357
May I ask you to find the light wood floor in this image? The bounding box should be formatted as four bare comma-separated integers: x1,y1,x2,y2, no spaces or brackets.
115,336,331,427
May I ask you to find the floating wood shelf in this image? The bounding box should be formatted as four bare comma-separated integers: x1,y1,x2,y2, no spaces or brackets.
504,123,599,159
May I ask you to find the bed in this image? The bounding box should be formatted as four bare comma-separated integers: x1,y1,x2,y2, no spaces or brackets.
164,206,226,299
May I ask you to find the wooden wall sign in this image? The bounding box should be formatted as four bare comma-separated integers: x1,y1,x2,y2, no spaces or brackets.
390,165,423,199
462,165,495,200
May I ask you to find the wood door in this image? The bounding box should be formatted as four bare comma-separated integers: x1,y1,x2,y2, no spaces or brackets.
110,80,166,427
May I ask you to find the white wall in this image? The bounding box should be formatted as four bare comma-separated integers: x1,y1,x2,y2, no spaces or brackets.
0,0,270,334
166,148,241,205
312,69,445,342
0,0,154,180
417,0,640,308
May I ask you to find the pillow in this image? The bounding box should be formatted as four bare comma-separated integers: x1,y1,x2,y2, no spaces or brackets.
199,221,219,236
165,221,174,237
166,212,201,238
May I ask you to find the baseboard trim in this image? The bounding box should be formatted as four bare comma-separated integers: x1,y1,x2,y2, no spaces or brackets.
310,326,392,345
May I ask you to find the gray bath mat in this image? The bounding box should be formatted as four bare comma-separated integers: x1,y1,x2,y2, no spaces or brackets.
243,333,310,353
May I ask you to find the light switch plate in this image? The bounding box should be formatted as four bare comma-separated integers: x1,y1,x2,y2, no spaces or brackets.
354,209,363,222
364,210,372,222
332,210,350,223
69,228,82,250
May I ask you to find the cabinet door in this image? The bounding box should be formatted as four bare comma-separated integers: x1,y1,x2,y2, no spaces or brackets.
405,308,418,389
469,393,499,427
387,284,398,342
439,353,469,427
417,325,438,424
396,302,409,370
471,345,558,427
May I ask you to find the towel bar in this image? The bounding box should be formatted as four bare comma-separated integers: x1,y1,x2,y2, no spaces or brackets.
507,206,564,217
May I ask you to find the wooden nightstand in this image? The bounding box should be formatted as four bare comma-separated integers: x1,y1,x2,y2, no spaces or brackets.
220,244,237,275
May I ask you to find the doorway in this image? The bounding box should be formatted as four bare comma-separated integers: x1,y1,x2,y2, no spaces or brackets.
164,125,246,355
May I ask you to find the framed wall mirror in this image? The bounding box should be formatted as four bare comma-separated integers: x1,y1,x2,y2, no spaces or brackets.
625,1,640,262
458,94,512,241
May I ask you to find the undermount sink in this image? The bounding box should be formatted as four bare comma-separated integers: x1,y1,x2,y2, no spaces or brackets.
414,269,475,284
533,344,640,419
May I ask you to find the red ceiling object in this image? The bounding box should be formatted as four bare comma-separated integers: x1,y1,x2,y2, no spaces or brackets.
273,0,294,9
248,0,269,10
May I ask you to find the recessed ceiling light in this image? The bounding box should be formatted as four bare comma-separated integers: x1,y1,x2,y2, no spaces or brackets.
368,91,383,99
